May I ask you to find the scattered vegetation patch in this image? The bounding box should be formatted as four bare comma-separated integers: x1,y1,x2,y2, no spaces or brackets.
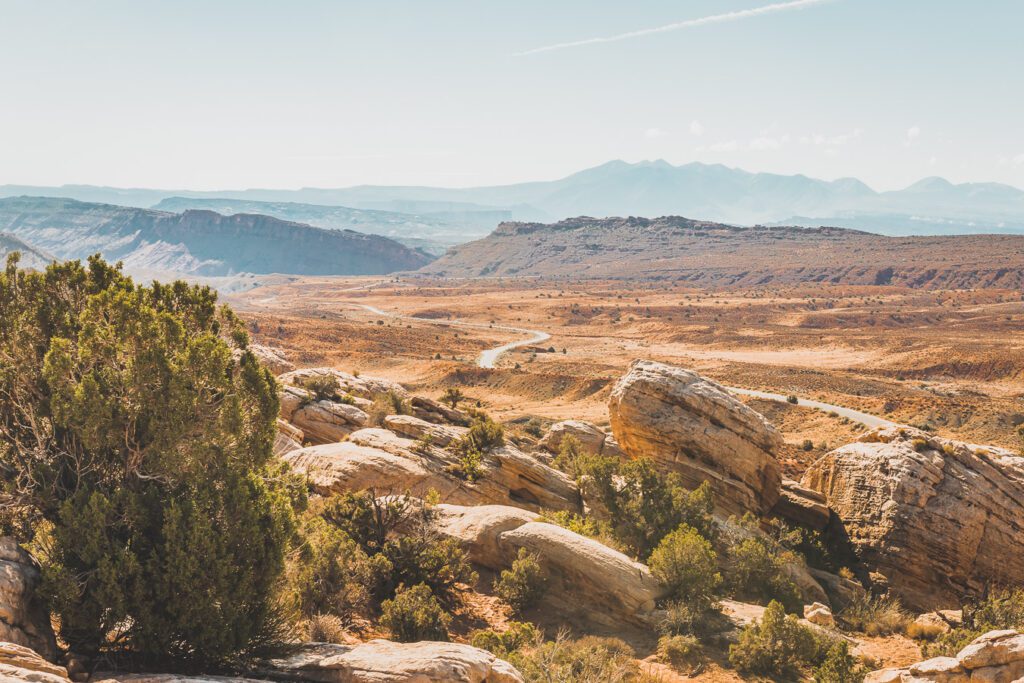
494,548,548,614
838,595,910,636
380,583,450,642
925,587,1024,657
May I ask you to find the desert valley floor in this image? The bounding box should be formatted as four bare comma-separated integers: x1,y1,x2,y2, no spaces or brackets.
230,275,1024,478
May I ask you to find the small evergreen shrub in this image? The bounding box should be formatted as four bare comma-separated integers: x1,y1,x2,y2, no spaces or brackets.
380,583,450,642
494,548,548,614
813,640,866,683
729,601,830,679
470,621,541,658
657,634,703,673
648,525,721,617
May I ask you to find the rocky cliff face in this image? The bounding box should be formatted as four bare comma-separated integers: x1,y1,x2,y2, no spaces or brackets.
0,539,56,662
0,196,431,277
803,427,1024,610
419,215,1024,288
608,359,783,516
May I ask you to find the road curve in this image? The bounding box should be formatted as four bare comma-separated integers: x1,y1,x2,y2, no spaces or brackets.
347,303,550,369
345,301,895,429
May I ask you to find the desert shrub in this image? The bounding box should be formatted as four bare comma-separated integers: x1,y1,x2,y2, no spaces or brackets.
494,548,548,614
449,415,504,482
729,601,831,679
838,595,910,636
441,387,465,408
926,587,1024,657
657,634,703,672
304,613,348,644
319,491,475,602
286,513,375,622
724,519,803,613
553,434,586,477
1,255,297,668
802,439,814,451
523,418,544,438
813,640,866,683
508,633,640,683
787,394,799,404
579,456,715,560
540,510,622,551
299,374,341,401
380,583,450,642
906,621,946,641
648,525,721,617
470,621,541,658
367,390,409,425
337,393,356,405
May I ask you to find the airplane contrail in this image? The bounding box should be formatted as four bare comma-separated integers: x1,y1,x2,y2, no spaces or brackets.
514,0,836,56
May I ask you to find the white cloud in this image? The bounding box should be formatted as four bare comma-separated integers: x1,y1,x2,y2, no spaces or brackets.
644,127,668,139
689,120,705,137
1012,152,1024,167
709,140,740,152
904,125,921,147
515,0,836,56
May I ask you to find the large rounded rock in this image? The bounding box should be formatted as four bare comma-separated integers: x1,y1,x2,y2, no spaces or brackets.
0,642,69,683
803,427,1024,610
866,630,1024,682
608,360,783,516
0,540,56,662
265,640,523,683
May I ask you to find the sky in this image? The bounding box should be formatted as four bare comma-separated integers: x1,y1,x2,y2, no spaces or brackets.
1,0,1021,192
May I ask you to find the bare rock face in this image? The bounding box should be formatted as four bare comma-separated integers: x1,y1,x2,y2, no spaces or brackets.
539,420,623,458
289,400,369,445
273,419,305,456
866,630,1024,682
0,541,56,662
408,396,469,426
0,642,69,683
772,479,831,531
608,360,783,516
423,502,668,627
283,424,579,513
279,368,407,403
249,344,294,375
802,427,1024,610
265,640,523,683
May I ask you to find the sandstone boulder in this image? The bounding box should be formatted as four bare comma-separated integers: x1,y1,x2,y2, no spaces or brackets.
608,360,783,516
498,521,669,627
265,640,523,683
274,419,305,456
772,479,831,531
409,396,469,426
0,540,56,661
249,344,294,375
539,420,617,457
0,642,69,683
280,368,407,403
802,427,1024,610
867,630,1024,682
284,426,579,513
803,602,835,628
382,414,465,447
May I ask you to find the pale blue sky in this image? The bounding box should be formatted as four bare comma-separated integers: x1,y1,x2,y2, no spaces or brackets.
1,0,1020,191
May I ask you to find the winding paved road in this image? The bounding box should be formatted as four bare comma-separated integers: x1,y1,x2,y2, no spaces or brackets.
346,300,896,429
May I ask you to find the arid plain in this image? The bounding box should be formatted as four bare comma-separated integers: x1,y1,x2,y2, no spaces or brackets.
230,275,1024,479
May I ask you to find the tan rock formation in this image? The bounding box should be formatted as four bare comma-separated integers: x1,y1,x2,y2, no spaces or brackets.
0,642,69,683
0,541,56,662
539,420,616,457
867,630,1024,682
609,360,783,516
802,427,1024,610
248,343,294,375
283,425,579,513
266,640,523,683
273,419,304,456
772,479,831,531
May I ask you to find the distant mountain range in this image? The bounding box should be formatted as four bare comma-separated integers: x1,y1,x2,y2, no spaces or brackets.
420,216,1024,289
0,232,53,270
0,197,431,277
4,160,1024,237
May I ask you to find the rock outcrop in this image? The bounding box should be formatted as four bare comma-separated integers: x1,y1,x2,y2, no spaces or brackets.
867,630,1024,682
802,427,1024,610
274,419,305,456
772,479,831,531
424,502,668,627
0,643,69,683
539,420,623,458
608,360,783,516
0,540,56,662
249,344,294,375
265,640,523,683
284,423,579,513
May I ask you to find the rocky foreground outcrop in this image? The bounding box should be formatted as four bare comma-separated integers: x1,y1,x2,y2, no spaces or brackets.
539,420,623,458
425,502,669,627
803,426,1024,610
0,642,69,683
283,421,580,513
265,640,522,683
0,539,56,661
608,360,783,516
867,630,1024,682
